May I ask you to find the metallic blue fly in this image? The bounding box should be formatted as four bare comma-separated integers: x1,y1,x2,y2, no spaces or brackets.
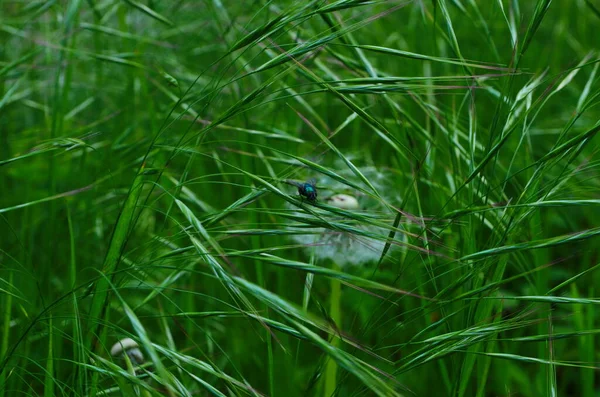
285,178,317,202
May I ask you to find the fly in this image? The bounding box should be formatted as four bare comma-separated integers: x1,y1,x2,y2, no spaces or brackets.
284,178,318,202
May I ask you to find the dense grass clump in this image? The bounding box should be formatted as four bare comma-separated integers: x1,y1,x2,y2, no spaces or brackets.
2,1,600,396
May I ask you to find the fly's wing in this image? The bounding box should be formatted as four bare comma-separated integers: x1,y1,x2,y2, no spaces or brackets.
307,178,317,187
284,179,302,188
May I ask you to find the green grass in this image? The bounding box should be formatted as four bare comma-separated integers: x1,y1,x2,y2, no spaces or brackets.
1,0,600,396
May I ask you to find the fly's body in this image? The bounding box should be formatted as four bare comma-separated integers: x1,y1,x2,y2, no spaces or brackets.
284,178,318,202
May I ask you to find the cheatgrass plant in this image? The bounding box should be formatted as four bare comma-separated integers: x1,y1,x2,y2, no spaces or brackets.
2,1,600,396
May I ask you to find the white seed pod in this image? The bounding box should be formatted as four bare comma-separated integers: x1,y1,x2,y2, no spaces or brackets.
326,194,359,210
110,338,144,365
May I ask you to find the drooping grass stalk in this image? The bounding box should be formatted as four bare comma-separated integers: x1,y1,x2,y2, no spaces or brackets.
86,171,146,395
251,198,275,396
43,315,54,397
324,263,342,397
0,271,12,397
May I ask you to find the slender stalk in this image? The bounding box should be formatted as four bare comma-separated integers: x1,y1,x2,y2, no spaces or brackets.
324,262,342,397
0,271,12,397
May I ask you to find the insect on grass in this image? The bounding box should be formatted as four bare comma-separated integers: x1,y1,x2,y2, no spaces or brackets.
284,178,318,202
